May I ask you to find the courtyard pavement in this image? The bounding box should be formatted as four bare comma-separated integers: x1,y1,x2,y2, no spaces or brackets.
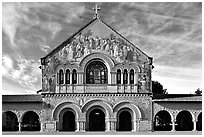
2,131,202,135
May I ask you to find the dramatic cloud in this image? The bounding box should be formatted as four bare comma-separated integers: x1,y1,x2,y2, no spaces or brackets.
2,2,202,94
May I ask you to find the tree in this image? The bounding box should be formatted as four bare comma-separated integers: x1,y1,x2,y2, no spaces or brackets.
195,88,202,95
152,81,167,94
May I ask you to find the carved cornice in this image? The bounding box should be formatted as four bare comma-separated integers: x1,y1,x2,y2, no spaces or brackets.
43,93,152,99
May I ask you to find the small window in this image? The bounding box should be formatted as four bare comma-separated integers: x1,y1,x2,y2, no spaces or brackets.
65,69,70,84
123,69,128,84
130,69,134,84
117,69,121,84
72,69,77,84
59,69,64,84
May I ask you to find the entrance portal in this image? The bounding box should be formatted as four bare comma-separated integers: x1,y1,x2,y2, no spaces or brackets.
62,111,75,131
88,109,105,131
117,111,132,131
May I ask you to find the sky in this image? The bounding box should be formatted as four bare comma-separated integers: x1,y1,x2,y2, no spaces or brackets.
2,2,202,94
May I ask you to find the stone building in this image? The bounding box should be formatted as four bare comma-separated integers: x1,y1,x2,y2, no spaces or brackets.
2,5,202,133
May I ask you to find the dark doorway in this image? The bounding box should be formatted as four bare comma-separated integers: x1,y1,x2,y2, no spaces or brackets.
176,111,193,131
62,111,75,131
2,111,18,131
154,110,172,131
88,109,105,131
196,112,202,131
21,111,40,131
86,60,108,84
117,111,132,131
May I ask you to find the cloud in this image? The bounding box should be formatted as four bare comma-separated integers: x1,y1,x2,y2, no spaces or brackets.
2,54,41,93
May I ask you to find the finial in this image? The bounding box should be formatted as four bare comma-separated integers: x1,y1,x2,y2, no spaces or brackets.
93,4,101,19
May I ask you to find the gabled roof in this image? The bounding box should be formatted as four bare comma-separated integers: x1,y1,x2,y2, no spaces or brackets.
41,18,152,63
2,95,42,103
42,18,97,61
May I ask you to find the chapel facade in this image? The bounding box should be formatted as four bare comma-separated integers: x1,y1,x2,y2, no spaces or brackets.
2,5,202,133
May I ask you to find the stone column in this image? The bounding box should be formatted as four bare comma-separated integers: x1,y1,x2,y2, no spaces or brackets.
77,72,81,84
121,71,124,92
105,118,116,132
77,72,84,84
40,122,44,132
70,72,72,84
18,122,21,132
111,72,116,84
64,72,66,84
127,72,130,85
193,120,197,131
134,73,138,93
132,119,140,132
171,119,176,131
76,118,86,132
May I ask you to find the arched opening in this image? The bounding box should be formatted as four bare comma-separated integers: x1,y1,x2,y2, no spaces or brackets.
2,111,18,131
176,111,193,131
21,111,40,131
117,109,132,131
88,108,105,131
59,69,64,84
72,69,77,84
196,112,202,131
130,69,134,84
117,69,121,84
123,69,128,84
154,110,172,131
62,110,75,131
86,60,108,84
65,69,70,84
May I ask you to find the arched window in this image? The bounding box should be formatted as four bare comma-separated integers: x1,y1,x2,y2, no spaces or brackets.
65,69,70,84
86,60,108,84
72,69,77,84
123,69,128,84
130,69,134,84
117,69,121,84
59,69,64,84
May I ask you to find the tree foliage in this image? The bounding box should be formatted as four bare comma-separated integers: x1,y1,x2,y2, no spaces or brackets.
152,81,167,94
195,88,202,95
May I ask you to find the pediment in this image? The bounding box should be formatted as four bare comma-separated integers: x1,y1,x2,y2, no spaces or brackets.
43,19,151,67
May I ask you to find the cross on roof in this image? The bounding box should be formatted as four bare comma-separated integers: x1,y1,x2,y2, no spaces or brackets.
93,4,101,19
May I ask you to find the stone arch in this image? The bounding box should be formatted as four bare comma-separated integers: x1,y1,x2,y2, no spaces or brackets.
79,53,115,71
154,110,172,131
52,102,82,121
86,105,106,131
2,111,19,131
21,111,41,131
196,112,202,131
175,110,193,131
129,65,141,73
113,101,142,120
114,64,141,73
116,108,133,131
59,108,76,131
81,99,113,118
55,65,65,73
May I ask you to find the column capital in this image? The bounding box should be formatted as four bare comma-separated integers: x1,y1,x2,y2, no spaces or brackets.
76,117,86,122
